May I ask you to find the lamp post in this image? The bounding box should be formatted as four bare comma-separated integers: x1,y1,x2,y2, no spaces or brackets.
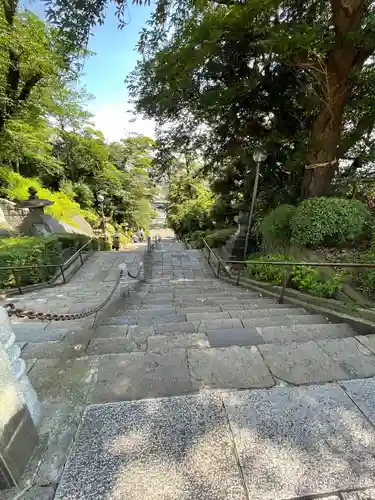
243,147,268,260
97,193,107,241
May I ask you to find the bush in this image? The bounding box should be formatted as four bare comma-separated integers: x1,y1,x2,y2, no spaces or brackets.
245,254,292,284
245,253,342,298
291,265,342,298
204,227,237,248
291,197,371,247
0,234,93,289
259,205,296,251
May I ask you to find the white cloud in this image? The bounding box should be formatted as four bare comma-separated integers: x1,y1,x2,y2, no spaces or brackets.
92,103,156,142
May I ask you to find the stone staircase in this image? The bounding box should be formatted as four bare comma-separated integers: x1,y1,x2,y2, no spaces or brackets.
7,237,375,500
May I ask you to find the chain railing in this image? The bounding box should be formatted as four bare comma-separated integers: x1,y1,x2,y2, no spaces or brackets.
202,238,375,304
4,261,143,321
0,238,97,295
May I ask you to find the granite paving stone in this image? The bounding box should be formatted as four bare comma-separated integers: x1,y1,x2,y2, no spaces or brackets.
223,384,375,500
257,323,355,344
207,327,265,348
340,377,375,425
54,394,247,500
356,334,375,355
90,350,193,403
28,356,99,404
14,327,68,343
241,314,327,329
259,341,349,384
188,346,274,390
317,338,375,378
147,334,210,352
86,337,138,355
21,341,86,359
341,488,375,500
197,318,243,332
185,311,230,322
154,321,196,335
93,325,128,338
228,307,307,319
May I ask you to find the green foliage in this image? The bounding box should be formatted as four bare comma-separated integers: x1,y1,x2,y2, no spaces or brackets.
167,173,214,238
245,254,291,285
0,234,91,289
259,205,296,251
245,254,342,298
291,197,371,247
291,266,342,299
203,227,236,249
0,167,99,228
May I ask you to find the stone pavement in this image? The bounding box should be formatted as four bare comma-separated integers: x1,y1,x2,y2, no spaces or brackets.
4,224,375,498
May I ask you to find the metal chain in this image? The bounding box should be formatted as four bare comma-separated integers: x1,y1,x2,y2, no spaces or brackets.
4,270,125,321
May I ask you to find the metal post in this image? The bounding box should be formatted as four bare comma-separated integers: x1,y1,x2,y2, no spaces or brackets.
13,270,22,294
236,266,241,286
243,160,260,260
217,261,221,277
79,250,84,265
208,250,211,264
279,266,290,304
60,265,66,283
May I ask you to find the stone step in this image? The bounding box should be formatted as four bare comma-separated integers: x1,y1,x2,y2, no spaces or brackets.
186,308,308,322
257,322,356,344
54,385,375,500
147,333,210,352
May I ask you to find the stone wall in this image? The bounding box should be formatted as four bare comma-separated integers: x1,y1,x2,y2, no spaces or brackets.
0,199,29,233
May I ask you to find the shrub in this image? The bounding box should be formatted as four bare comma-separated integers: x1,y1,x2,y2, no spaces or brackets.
204,227,237,249
291,265,342,298
259,205,296,251
245,254,292,284
245,253,342,298
291,197,371,247
0,234,93,289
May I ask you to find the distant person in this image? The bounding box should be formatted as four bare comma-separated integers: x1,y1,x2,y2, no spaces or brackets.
132,234,138,244
138,228,145,242
112,232,120,251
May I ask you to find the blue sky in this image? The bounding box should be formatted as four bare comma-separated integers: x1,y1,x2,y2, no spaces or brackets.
80,2,157,141
34,1,156,141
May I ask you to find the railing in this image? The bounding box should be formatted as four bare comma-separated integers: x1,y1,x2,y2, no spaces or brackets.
0,238,97,295
202,238,375,304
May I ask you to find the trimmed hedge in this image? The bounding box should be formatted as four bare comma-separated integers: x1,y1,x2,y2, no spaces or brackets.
0,234,93,289
291,197,371,247
259,205,296,251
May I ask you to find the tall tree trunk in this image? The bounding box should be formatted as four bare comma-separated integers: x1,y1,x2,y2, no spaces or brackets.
301,0,370,199
301,84,348,198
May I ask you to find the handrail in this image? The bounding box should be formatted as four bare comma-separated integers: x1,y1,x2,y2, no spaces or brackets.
0,237,97,294
201,238,375,303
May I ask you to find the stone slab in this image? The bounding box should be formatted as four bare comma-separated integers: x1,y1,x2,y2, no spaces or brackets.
356,335,375,355
257,323,355,345
242,314,328,329
340,377,375,425
317,338,375,378
228,307,307,319
91,350,193,403
223,384,375,500
207,327,265,348
54,394,247,500
14,327,68,343
35,402,83,485
86,337,137,355
93,325,128,339
21,342,86,359
147,334,209,352
188,346,274,390
0,486,56,500
181,306,222,314
186,311,230,322
342,489,375,500
259,341,349,385
197,318,243,332
138,314,186,327
154,321,196,335
28,357,98,404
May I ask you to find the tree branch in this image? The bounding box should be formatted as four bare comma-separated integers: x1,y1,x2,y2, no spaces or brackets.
17,73,43,104
2,0,18,27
